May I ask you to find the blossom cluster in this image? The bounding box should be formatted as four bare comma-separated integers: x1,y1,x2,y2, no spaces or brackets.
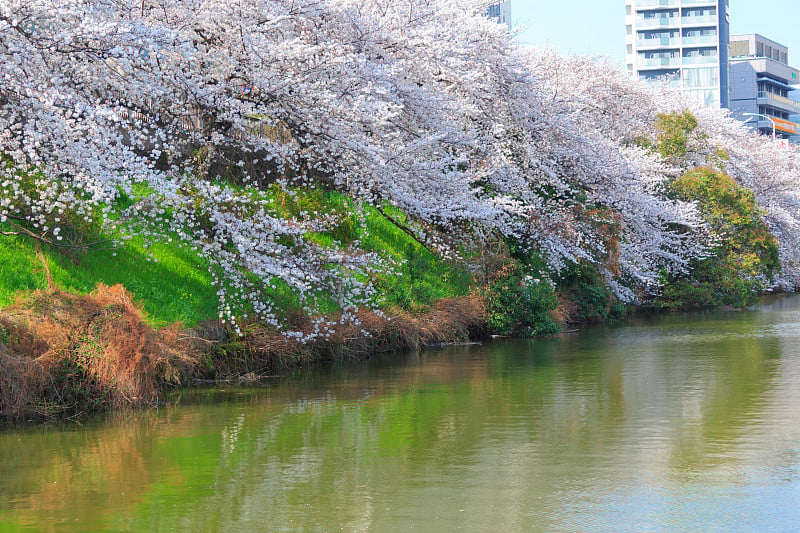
2,0,799,337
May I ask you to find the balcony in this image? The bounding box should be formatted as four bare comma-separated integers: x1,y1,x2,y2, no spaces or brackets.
641,77,682,89
774,118,797,135
681,15,718,26
775,118,799,135
637,37,681,49
636,17,679,29
638,57,682,68
757,92,800,114
634,0,672,6
682,55,718,65
634,0,673,6
680,0,718,4
744,117,798,136
681,35,717,46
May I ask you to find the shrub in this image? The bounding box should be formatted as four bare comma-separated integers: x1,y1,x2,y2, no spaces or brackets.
485,261,559,337
654,109,700,160
657,167,780,308
557,261,627,323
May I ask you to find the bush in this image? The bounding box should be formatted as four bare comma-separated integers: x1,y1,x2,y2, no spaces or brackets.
657,167,780,308
485,261,559,337
557,261,627,323
654,109,700,160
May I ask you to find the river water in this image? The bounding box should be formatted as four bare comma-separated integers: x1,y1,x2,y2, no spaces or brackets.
3,296,800,532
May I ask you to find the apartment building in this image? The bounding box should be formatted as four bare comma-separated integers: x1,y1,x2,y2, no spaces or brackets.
625,0,730,108
729,34,800,141
487,1,511,27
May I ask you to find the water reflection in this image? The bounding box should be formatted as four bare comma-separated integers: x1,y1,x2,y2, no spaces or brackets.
2,297,800,531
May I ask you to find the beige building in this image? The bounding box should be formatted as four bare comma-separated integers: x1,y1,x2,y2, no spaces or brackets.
729,34,800,141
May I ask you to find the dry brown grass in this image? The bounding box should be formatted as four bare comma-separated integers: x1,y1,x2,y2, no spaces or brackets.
0,284,193,421
0,286,488,421
353,295,486,351
0,343,48,421
196,294,488,379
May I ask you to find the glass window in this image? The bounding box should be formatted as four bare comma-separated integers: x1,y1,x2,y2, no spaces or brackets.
682,67,719,88
686,89,719,107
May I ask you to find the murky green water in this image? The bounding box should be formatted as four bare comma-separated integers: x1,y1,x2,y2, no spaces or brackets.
3,296,800,532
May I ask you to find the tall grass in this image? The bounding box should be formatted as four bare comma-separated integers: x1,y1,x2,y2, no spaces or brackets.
0,226,218,327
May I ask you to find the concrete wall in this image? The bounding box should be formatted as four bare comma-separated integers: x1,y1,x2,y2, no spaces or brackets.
729,61,758,119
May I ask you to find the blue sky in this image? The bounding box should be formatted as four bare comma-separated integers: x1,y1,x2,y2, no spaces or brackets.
513,0,800,66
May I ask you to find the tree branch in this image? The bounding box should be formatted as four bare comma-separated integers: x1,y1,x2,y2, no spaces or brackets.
0,225,115,251
375,205,436,256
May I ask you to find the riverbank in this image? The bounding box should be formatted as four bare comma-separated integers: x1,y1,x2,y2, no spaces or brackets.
0,284,489,422
0,181,570,422
4,2,800,426
0,113,787,423
0,274,789,422
0,176,778,422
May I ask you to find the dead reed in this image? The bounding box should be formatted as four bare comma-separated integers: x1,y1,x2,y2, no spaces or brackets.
0,286,488,422
0,285,192,421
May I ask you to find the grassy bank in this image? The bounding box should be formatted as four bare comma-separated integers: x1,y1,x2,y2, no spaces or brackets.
0,186,500,421
0,186,475,326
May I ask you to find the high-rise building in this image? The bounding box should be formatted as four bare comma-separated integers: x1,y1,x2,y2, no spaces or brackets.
625,0,730,108
487,1,511,27
729,34,800,141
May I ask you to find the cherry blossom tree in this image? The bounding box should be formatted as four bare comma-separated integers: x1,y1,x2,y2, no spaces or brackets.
2,0,800,334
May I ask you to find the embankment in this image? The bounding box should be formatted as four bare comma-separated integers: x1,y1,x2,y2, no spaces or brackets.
0,284,486,422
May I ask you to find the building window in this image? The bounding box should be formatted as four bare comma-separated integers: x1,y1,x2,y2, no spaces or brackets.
640,9,677,20
687,89,720,107
683,7,716,17
639,30,677,40
682,67,719,88
759,106,790,120
758,82,788,98
643,50,679,59
683,28,715,39
683,48,717,58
